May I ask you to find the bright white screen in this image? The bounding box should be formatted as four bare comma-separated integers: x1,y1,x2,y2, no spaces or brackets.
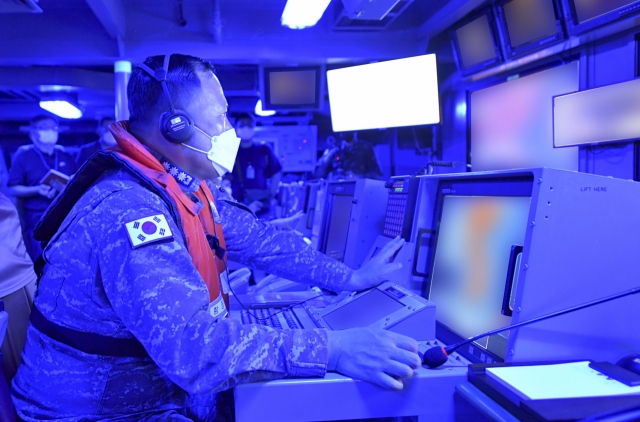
471,62,579,171
554,78,640,147
327,54,440,132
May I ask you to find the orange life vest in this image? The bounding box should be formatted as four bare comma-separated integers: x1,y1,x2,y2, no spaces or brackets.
111,121,228,306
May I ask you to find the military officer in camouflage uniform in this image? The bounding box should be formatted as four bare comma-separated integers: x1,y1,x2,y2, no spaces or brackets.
11,54,421,421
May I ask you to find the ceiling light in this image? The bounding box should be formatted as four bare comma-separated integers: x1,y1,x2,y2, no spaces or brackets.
281,0,332,29
255,99,276,117
39,100,83,119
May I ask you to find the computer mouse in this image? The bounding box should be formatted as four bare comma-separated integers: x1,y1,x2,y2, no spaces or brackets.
616,354,640,376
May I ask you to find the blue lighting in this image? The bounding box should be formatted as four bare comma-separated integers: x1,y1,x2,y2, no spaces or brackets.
254,99,276,117
281,0,331,29
39,100,83,119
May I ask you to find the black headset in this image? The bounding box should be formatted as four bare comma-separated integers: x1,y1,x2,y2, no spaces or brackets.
138,54,195,144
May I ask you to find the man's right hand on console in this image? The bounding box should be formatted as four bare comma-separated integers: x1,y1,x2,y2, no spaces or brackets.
326,327,421,390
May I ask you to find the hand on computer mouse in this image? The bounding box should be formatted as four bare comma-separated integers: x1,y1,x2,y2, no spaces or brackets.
326,327,421,390
345,236,405,292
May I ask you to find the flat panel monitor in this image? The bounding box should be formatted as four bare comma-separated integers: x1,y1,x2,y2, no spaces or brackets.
451,9,502,75
563,0,640,34
323,193,354,262
470,62,579,172
425,177,533,363
496,0,565,59
326,54,440,132
262,66,322,111
554,78,640,147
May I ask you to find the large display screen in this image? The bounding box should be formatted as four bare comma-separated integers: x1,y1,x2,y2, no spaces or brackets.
471,62,579,171
554,78,640,147
322,289,404,330
428,195,531,359
503,0,558,48
327,54,440,132
572,0,637,23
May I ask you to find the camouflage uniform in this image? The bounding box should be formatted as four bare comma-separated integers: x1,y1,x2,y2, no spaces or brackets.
12,151,352,420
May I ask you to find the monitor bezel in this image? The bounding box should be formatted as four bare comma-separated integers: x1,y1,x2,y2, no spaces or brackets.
260,65,324,111
495,0,566,60
450,7,504,76
319,181,356,260
552,77,640,148
423,175,534,365
560,0,640,36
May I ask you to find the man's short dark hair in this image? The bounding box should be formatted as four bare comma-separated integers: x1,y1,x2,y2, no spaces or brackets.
128,54,215,131
235,112,255,127
30,114,58,128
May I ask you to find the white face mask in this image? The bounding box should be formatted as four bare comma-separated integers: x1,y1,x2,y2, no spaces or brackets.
183,126,241,177
38,129,58,145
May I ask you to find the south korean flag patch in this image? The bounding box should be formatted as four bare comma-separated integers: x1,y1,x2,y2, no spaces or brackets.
124,214,173,249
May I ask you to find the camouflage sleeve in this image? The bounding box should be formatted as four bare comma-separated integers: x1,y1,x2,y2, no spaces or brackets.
97,197,328,394
218,199,352,292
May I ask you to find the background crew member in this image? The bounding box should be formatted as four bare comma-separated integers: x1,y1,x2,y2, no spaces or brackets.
7,115,77,259
0,192,36,382
325,131,383,180
75,117,118,167
228,113,282,216
12,54,421,421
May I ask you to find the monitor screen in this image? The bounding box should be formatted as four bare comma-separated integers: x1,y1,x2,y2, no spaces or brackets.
572,0,637,24
326,54,440,132
455,14,498,69
428,195,531,359
554,78,640,147
263,66,321,110
322,288,405,330
471,62,579,171
503,0,558,48
324,195,353,261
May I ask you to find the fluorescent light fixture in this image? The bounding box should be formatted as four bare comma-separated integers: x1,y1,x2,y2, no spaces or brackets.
39,100,83,119
254,99,276,117
281,0,332,29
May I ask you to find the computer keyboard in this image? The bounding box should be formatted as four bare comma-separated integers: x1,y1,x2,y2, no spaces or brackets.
241,307,302,329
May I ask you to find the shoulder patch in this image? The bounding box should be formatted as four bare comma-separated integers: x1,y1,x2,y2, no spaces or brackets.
124,214,173,249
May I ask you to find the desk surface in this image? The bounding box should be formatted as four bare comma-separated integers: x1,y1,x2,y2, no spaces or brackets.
234,363,468,422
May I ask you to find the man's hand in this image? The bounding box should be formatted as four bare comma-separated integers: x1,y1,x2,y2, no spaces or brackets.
38,184,56,199
327,327,421,390
345,236,405,291
270,211,304,230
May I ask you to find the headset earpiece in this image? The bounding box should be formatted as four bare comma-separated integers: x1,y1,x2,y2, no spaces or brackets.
159,108,194,144
138,55,195,144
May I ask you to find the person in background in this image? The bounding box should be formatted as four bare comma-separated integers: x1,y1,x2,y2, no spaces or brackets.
7,115,77,260
228,113,282,216
324,131,383,180
75,117,117,168
315,135,339,178
0,192,37,381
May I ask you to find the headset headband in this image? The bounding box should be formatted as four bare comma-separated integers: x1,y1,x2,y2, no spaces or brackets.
138,55,176,112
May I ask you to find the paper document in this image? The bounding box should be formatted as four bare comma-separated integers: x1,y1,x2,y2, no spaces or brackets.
486,361,640,400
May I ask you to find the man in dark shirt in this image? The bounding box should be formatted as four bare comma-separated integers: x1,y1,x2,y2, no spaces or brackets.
229,113,282,216
75,117,117,168
7,115,77,259
325,132,383,180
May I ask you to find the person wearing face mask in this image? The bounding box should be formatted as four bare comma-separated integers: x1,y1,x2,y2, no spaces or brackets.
75,117,118,168
7,114,77,260
228,112,282,216
11,54,419,421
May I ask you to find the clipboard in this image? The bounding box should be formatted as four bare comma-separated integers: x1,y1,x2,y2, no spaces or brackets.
39,169,70,191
